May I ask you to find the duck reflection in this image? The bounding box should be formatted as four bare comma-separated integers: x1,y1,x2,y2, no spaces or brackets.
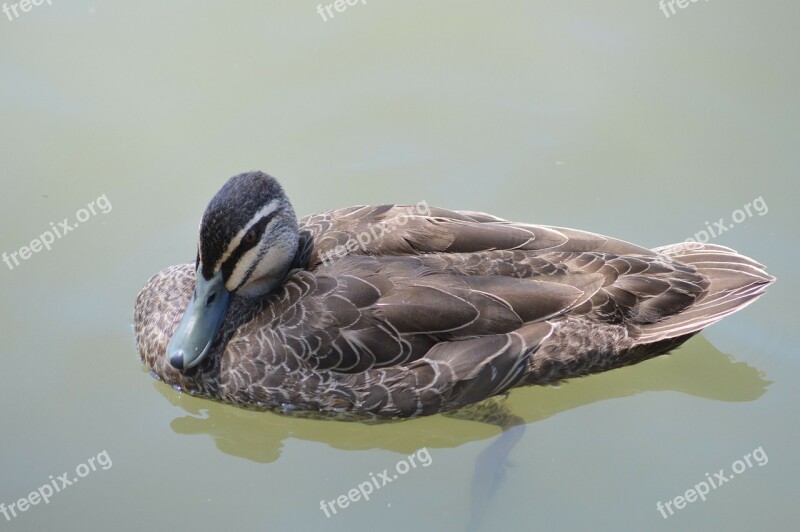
156,334,767,530
157,334,768,463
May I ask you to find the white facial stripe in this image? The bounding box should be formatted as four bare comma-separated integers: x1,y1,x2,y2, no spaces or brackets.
214,199,280,271
226,243,290,294
225,240,266,291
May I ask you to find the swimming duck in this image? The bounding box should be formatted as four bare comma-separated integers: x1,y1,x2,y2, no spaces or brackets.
134,171,774,418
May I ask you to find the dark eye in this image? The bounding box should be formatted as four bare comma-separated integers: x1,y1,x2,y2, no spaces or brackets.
242,229,258,245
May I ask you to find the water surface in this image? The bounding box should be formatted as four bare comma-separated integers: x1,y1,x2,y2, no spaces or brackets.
1,1,798,531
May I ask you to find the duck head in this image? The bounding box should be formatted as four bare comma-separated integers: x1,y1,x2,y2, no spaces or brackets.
167,171,300,370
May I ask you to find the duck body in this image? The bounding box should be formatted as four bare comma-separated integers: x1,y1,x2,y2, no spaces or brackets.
135,172,774,418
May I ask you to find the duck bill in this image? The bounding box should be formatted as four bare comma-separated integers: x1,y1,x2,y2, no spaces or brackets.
167,270,232,370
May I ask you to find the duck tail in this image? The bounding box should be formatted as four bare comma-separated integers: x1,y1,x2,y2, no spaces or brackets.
520,243,774,387
634,243,775,343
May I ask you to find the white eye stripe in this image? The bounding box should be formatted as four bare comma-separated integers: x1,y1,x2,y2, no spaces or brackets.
214,199,280,271
226,239,268,291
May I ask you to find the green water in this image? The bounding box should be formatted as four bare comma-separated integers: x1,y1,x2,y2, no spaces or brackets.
1,1,798,531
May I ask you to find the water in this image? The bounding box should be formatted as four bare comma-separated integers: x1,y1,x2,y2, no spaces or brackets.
1,1,798,530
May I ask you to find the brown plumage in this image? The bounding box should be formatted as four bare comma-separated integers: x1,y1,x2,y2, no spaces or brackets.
134,171,774,418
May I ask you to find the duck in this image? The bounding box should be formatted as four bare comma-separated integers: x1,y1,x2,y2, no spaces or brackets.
134,171,774,418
